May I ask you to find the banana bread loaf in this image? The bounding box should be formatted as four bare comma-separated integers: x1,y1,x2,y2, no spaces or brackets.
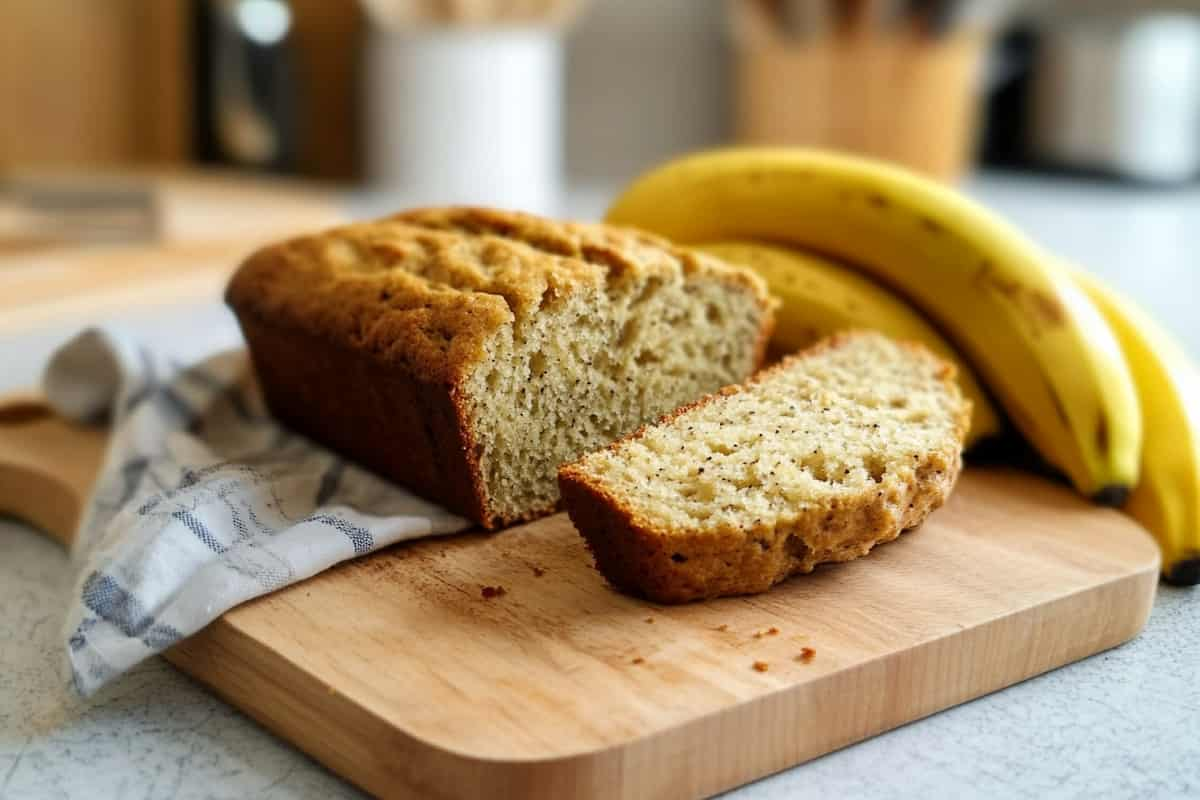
558,332,970,602
226,207,774,528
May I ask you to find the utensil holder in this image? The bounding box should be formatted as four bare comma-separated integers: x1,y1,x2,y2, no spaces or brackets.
734,29,988,181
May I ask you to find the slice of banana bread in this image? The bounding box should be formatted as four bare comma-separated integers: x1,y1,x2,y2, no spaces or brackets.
558,332,970,602
226,207,774,529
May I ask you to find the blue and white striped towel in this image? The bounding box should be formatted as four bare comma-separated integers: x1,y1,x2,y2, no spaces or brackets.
47,327,471,697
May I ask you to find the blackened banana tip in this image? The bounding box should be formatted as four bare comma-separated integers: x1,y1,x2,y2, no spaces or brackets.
1164,556,1200,587
1092,485,1131,508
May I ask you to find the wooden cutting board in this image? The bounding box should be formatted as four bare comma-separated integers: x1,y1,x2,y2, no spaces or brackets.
0,398,1160,800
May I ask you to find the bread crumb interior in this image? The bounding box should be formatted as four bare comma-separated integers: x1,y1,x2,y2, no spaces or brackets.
569,334,966,532
465,270,764,523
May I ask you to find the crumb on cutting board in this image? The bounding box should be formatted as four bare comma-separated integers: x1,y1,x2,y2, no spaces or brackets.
644,617,655,624
631,657,645,665
753,626,781,639
752,661,769,673
715,624,729,632
532,566,546,577
795,647,816,664
481,585,507,599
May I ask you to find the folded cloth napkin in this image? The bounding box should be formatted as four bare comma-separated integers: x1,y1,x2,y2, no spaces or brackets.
48,327,470,697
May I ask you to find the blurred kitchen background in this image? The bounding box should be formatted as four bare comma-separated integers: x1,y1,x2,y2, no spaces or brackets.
3,0,1199,387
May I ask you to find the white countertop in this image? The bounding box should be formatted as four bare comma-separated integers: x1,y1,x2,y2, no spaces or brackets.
1,173,1198,799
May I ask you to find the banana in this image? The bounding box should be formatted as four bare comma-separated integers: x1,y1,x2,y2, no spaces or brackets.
607,148,1141,502
1070,268,1200,585
697,240,1002,446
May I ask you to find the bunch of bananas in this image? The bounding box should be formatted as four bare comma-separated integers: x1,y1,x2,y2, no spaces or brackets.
606,148,1199,586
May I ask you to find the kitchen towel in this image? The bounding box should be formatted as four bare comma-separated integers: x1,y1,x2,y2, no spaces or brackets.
49,327,470,697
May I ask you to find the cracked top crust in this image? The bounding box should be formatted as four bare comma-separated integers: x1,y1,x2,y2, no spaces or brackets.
226,207,770,385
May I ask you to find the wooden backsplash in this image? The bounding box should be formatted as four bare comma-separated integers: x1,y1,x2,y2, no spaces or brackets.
288,0,363,179
0,0,190,167
0,0,361,179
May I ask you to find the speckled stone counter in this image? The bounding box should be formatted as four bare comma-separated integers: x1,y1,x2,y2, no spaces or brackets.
2,175,1198,799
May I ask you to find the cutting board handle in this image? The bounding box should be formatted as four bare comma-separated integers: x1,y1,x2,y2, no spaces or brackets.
0,393,106,549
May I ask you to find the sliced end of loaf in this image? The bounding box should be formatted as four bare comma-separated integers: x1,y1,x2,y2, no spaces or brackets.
558,332,971,602
228,207,774,530
465,257,772,528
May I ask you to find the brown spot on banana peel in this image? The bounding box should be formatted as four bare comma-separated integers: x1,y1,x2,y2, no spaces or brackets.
1044,377,1072,427
972,260,1068,328
1088,419,1131,507
1029,292,1067,325
920,217,945,235
867,192,890,209
1095,415,1109,453
977,267,1028,305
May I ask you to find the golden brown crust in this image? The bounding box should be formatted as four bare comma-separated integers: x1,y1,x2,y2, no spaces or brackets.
238,313,494,524
557,332,971,603
227,207,774,529
227,207,771,386
560,451,960,603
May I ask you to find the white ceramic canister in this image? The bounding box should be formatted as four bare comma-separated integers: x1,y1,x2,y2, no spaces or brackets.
1028,13,1200,183
365,25,564,215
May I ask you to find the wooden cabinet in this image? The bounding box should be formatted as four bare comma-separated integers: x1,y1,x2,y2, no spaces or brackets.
0,0,190,167
0,0,360,178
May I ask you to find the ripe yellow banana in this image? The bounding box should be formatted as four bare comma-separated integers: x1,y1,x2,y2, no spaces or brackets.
607,148,1141,502
1070,268,1199,585
697,240,1002,447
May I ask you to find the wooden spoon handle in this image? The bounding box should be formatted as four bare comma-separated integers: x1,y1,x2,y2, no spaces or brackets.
0,393,107,549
